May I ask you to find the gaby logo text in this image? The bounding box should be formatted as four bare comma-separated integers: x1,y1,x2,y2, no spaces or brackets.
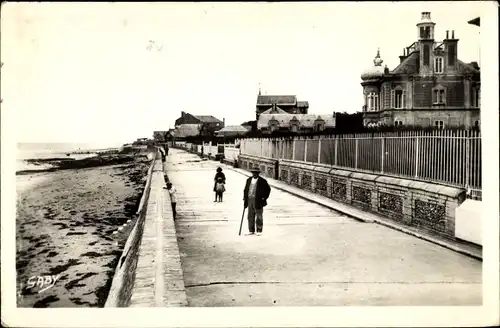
27,275,61,293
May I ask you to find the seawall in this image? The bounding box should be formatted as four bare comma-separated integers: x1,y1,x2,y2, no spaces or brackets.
104,151,157,307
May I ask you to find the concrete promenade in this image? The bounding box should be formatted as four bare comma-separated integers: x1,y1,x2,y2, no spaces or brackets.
129,155,188,307
166,148,481,306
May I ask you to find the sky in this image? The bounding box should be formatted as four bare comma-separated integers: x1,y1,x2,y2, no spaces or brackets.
1,2,484,146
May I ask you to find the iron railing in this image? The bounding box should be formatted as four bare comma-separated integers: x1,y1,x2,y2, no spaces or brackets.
240,130,482,200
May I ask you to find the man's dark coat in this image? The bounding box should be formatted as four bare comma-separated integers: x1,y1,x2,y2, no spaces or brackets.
243,176,271,210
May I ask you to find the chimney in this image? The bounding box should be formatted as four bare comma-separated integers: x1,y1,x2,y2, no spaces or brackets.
446,30,449,39
443,29,458,71
181,111,186,117
223,118,225,127
399,49,406,63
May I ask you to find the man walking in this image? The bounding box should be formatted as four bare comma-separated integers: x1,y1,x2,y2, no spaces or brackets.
243,167,271,236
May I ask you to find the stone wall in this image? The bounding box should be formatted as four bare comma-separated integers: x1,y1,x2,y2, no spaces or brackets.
239,154,467,241
239,154,277,179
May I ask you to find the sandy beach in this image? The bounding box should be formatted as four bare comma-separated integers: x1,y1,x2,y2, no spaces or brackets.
16,155,151,307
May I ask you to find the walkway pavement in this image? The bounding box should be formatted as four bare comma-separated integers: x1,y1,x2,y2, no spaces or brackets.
166,149,481,306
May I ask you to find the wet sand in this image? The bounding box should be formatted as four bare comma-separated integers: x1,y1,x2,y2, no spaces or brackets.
16,156,151,307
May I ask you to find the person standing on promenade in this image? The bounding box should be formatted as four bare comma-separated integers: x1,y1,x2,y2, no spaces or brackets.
243,167,271,236
163,182,177,220
159,147,166,162
214,177,226,202
213,167,226,202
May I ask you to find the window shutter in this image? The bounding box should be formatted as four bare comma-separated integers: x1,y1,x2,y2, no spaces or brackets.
402,90,407,108
390,90,395,108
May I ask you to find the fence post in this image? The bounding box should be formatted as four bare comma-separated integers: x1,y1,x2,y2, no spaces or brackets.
292,139,296,160
354,139,359,169
334,138,338,166
304,139,308,162
465,133,470,190
414,137,419,178
317,138,322,164
381,137,385,173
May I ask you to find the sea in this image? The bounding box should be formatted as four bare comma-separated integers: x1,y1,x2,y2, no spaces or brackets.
16,142,124,194
16,142,123,173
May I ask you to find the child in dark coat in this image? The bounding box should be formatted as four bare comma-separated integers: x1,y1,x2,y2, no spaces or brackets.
215,177,226,202
213,167,226,202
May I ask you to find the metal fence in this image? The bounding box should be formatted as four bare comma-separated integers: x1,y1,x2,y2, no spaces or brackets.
240,130,482,200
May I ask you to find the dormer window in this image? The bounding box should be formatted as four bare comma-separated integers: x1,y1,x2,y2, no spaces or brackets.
314,117,325,132
289,116,300,133
268,117,279,132
434,57,444,73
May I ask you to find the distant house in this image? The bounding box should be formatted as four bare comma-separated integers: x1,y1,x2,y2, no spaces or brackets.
257,106,336,134
174,111,225,136
173,124,202,139
241,120,256,132
216,125,250,138
256,92,309,120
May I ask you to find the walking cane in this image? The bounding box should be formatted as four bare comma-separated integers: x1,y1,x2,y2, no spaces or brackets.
238,206,246,236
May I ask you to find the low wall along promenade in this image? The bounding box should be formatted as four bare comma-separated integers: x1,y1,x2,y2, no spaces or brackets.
239,154,466,241
105,151,157,307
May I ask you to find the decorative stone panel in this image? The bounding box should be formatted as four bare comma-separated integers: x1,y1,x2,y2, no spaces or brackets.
301,174,312,190
290,170,299,186
331,181,347,200
260,165,266,174
352,186,372,209
378,191,403,219
413,199,446,233
280,169,288,182
266,166,274,178
314,176,328,196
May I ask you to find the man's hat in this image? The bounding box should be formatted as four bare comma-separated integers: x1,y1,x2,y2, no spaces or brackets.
250,167,260,173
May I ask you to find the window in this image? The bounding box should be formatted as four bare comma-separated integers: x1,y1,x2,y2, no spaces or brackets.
448,44,456,66
290,124,298,133
420,27,425,38
474,120,480,128
315,123,324,132
434,57,444,73
434,120,444,129
433,87,446,104
423,45,430,65
395,120,403,126
391,88,406,109
474,87,481,107
425,26,431,38
367,92,380,111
